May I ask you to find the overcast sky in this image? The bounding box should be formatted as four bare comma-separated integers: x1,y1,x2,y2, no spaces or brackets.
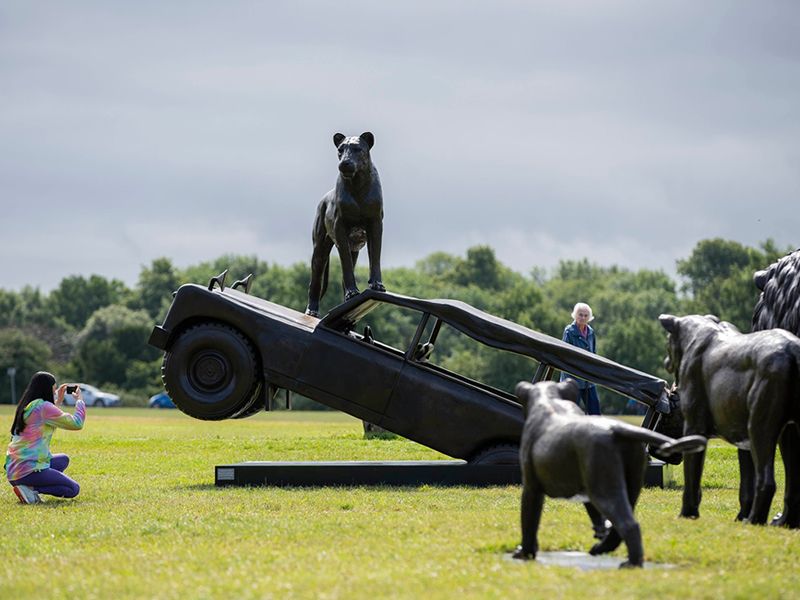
1,1,798,291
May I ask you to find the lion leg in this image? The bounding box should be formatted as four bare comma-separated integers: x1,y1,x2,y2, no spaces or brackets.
748,441,778,525
774,423,800,527
681,449,706,519
747,428,780,525
595,443,645,567
587,449,643,566
366,217,385,291
585,502,609,540
334,223,359,300
747,380,785,525
513,478,544,560
590,493,642,568
306,223,334,317
737,449,755,521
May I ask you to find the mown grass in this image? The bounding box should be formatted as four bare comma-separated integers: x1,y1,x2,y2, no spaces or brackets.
1,406,798,599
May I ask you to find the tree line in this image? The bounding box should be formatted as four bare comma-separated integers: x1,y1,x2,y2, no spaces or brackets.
0,238,791,411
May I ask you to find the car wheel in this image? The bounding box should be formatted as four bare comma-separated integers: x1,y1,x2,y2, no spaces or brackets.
231,383,265,419
469,444,520,466
94,399,105,408
162,322,261,420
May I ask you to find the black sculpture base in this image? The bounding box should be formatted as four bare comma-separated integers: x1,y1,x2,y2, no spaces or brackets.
215,459,670,488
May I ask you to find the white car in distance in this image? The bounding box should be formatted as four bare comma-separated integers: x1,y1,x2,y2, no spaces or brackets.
62,384,121,407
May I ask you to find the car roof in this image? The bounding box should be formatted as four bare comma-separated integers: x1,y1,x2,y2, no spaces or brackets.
322,289,666,407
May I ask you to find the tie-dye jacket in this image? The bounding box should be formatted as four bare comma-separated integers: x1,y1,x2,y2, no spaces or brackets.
4,398,86,482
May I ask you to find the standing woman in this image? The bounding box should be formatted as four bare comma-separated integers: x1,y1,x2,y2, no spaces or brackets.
5,371,86,504
559,302,601,415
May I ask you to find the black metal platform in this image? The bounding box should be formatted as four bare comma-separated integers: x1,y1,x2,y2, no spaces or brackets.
215,459,670,488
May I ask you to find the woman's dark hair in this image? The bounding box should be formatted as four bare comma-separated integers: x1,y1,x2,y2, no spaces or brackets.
10,371,56,436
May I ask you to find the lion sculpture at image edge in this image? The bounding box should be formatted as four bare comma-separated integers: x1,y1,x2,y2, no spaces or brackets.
750,248,800,527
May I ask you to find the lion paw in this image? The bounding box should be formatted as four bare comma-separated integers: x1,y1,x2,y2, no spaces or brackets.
368,281,386,292
511,545,536,560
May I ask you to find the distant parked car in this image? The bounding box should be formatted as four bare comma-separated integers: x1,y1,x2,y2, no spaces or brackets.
148,392,176,409
63,384,121,407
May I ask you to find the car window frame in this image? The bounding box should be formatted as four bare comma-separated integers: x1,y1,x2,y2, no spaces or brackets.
321,296,530,403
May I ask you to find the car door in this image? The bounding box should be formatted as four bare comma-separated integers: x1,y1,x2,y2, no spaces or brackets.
294,324,407,421
382,318,525,459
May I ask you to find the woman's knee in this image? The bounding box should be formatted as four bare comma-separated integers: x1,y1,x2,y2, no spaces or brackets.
68,482,80,498
51,454,70,472
61,482,80,498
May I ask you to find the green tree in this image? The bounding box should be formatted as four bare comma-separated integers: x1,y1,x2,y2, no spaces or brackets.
0,290,22,328
74,305,158,388
452,246,511,291
677,238,752,298
0,329,53,404
677,238,790,330
47,275,127,330
132,258,181,320
416,252,461,279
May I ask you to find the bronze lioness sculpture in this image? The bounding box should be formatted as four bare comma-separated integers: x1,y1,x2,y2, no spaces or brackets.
306,132,385,317
659,313,800,525
513,380,706,568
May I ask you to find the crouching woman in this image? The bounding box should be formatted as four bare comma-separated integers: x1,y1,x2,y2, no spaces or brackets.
5,371,86,504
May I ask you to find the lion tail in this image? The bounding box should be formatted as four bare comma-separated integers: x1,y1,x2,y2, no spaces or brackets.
612,421,706,457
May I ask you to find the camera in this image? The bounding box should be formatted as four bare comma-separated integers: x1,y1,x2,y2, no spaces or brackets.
65,385,78,394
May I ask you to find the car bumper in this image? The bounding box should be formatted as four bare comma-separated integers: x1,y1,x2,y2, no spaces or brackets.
149,326,170,350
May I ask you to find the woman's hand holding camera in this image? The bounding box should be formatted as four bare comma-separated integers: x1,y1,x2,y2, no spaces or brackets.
55,384,67,406
55,383,82,407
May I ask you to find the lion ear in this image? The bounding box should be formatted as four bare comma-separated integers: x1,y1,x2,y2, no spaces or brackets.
360,132,374,149
557,379,579,402
515,381,534,416
333,133,346,148
659,314,678,333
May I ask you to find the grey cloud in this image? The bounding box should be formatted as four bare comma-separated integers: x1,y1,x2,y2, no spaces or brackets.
1,1,798,290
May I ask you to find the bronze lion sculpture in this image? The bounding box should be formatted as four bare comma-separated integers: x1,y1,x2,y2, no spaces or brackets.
306,132,385,317
513,380,705,568
751,249,800,526
659,313,800,525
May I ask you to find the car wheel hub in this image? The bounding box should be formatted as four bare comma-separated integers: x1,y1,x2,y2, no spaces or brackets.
191,351,229,391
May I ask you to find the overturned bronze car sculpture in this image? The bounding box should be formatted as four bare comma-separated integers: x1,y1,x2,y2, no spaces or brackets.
512,380,705,568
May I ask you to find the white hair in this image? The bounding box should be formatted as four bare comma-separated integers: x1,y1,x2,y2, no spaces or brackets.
571,302,595,322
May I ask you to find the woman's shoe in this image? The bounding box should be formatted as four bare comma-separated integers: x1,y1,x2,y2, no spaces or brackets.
12,485,41,504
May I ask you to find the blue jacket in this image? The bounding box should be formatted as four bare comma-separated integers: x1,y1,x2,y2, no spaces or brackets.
559,322,596,389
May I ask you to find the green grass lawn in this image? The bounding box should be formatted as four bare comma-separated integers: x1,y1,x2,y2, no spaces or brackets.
1,406,798,599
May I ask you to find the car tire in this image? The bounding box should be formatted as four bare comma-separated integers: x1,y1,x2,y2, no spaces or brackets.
94,399,105,408
162,322,261,420
231,384,266,419
469,444,520,466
